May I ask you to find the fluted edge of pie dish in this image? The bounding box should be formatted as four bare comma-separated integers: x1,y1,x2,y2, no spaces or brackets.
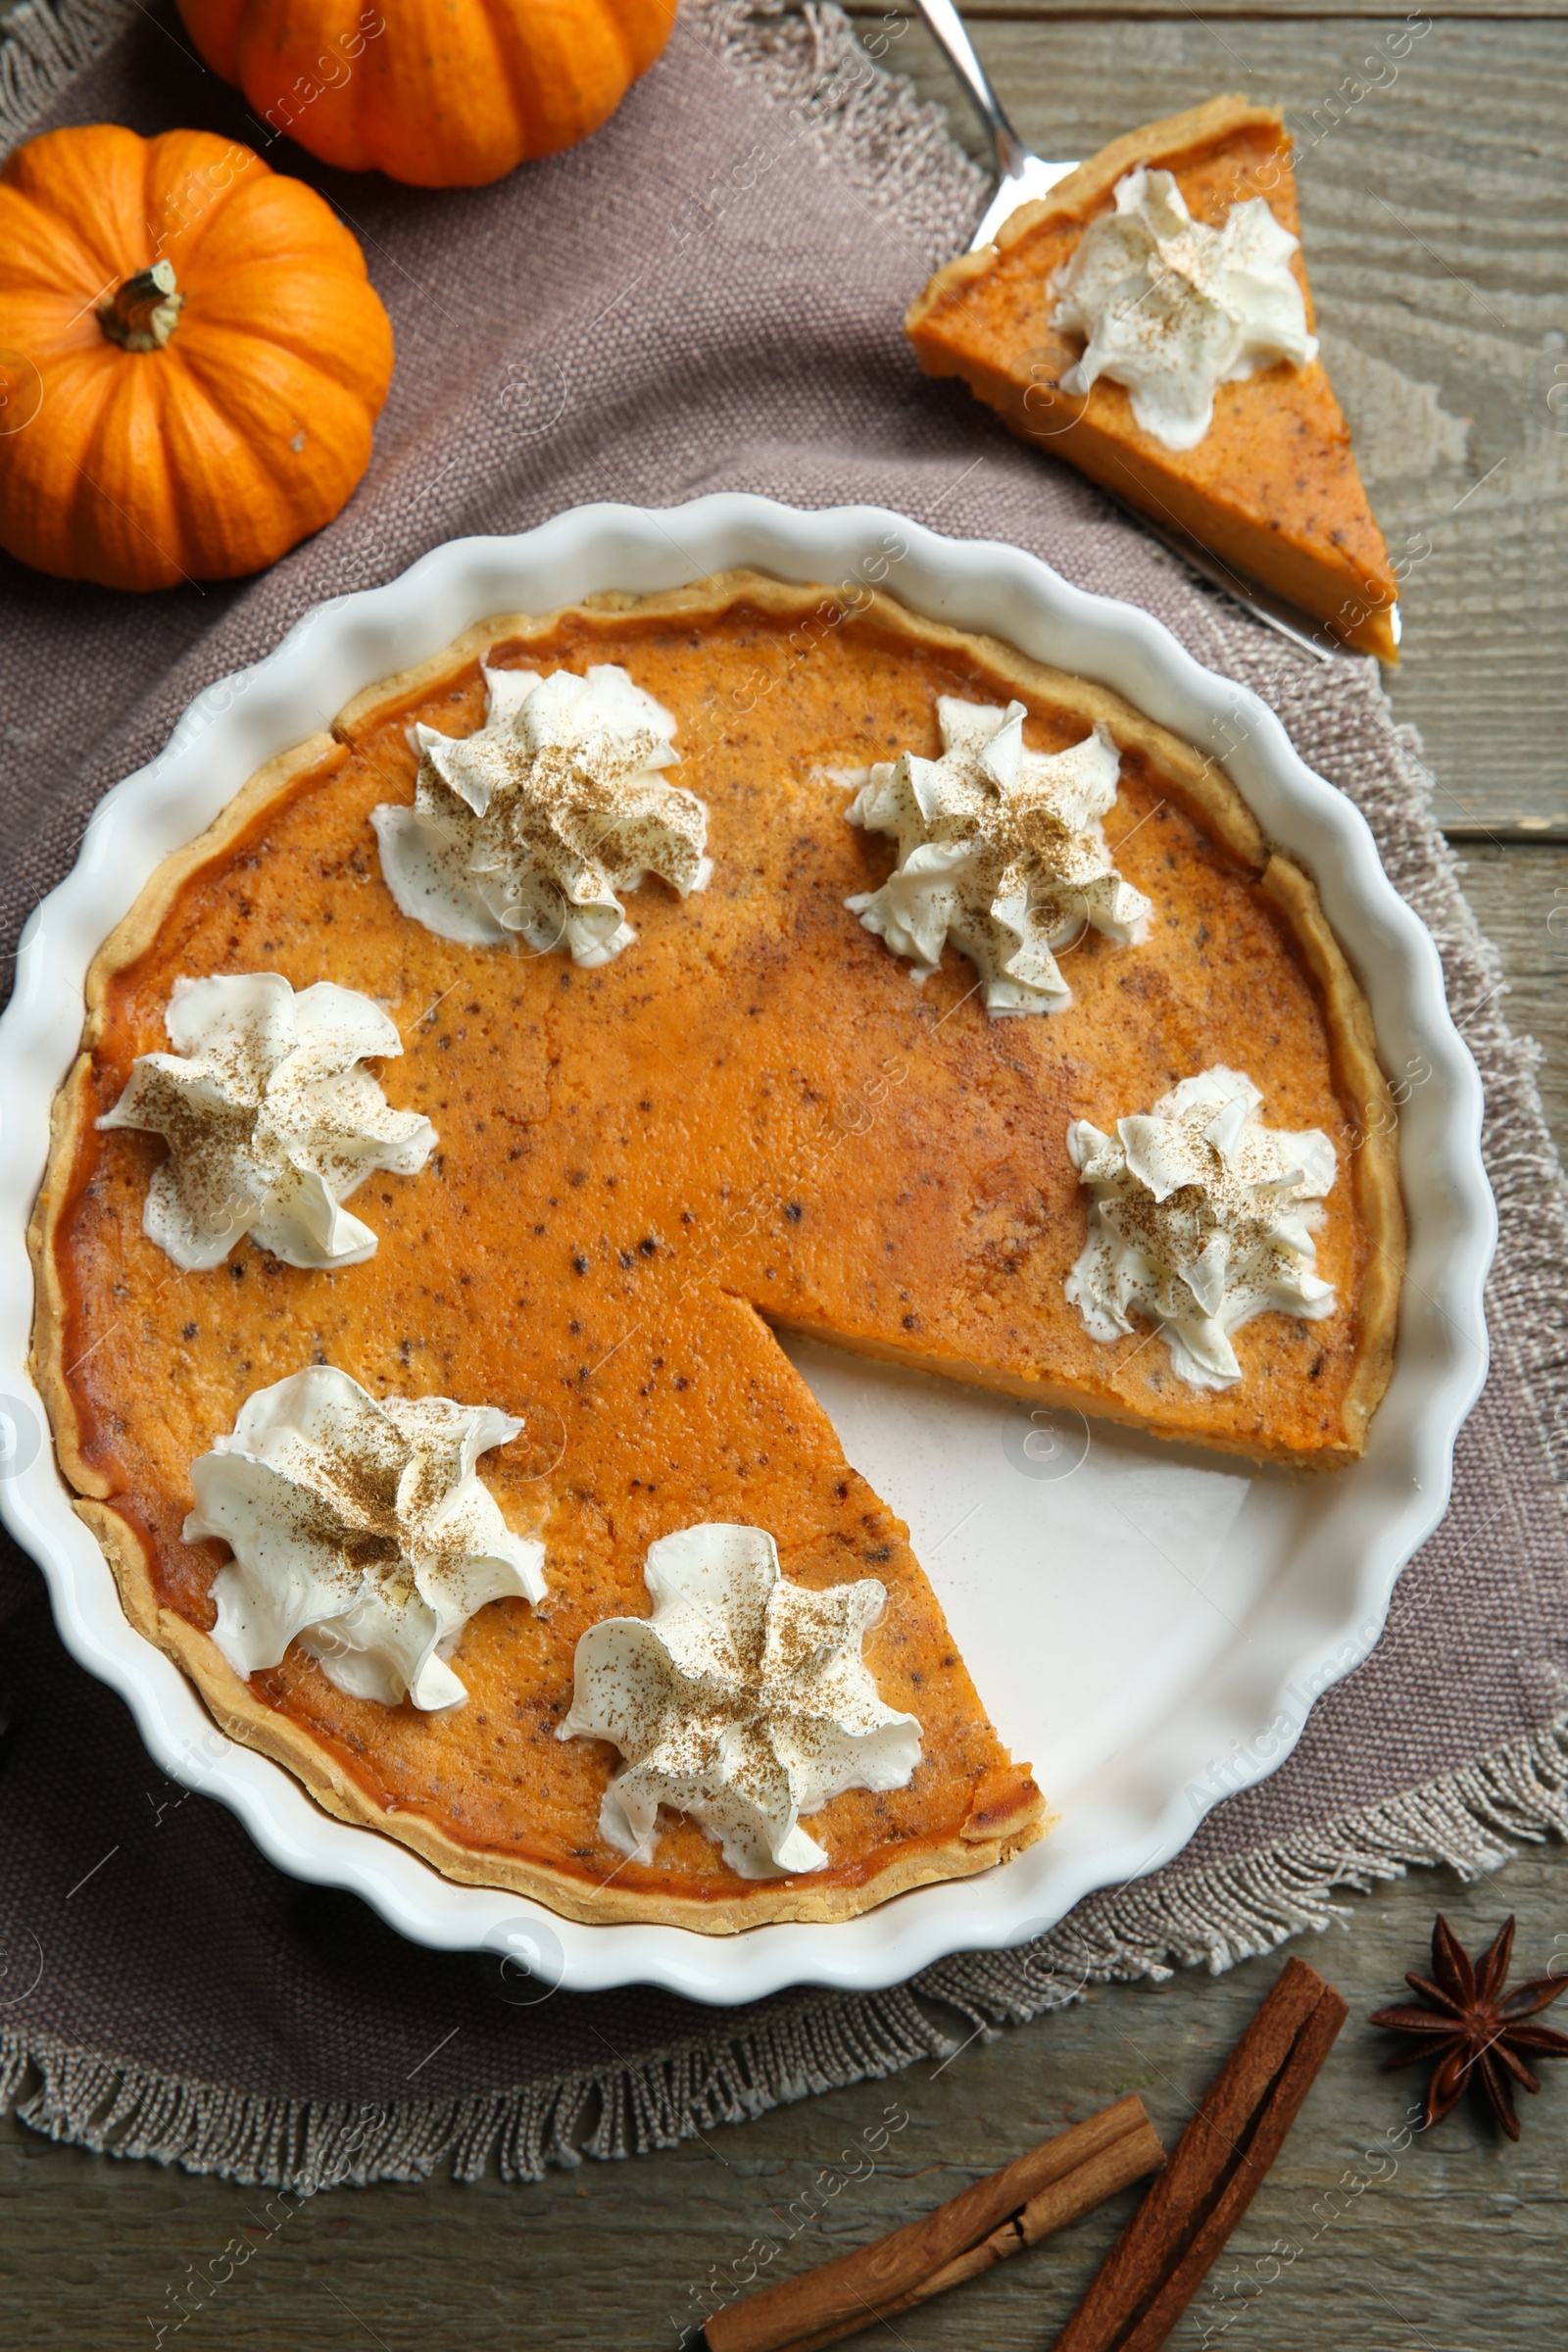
0,498,1494,2005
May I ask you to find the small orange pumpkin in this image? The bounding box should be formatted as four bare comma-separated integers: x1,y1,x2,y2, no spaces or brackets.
0,124,394,591
177,0,676,188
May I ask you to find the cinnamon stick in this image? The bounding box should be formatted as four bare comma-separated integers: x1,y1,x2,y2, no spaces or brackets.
1053,1956,1348,2352
771,2109,1167,2352
702,2094,1163,2352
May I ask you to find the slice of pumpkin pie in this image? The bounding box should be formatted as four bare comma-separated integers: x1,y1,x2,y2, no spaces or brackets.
906,96,1399,660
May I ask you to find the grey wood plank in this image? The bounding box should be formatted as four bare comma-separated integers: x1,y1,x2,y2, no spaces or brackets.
1,12,1564,2349
1452,844,1568,1147
850,2,1568,20
865,13,1568,830
4,1846,1567,2348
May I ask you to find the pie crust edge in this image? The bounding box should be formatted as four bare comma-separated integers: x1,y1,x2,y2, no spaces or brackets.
27,570,1404,1928
911,94,1286,298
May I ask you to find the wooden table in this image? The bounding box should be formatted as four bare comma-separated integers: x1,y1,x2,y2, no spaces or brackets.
2,6,1566,2346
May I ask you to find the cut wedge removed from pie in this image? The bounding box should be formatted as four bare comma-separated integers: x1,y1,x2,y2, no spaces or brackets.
30,572,1403,1931
906,97,1400,661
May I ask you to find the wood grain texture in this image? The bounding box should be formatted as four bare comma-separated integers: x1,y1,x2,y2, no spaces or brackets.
3,1854,1567,2349
851,3,1568,20
870,11,1568,827
1,8,1565,2348
1451,843,1568,1146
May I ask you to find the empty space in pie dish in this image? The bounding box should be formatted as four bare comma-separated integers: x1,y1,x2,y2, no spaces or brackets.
0,499,1493,2001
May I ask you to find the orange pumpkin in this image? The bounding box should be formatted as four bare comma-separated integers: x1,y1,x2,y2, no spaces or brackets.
0,125,394,592
176,0,676,188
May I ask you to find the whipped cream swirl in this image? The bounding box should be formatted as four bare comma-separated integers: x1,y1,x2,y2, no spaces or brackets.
189,1365,546,1710
98,973,434,1272
1053,166,1318,451
845,697,1151,1014
1065,1066,1338,1389
372,662,711,964
559,1523,921,1878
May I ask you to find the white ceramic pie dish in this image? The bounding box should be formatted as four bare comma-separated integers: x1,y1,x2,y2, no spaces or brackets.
0,497,1494,2005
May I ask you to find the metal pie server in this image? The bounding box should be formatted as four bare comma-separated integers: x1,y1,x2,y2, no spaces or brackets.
906,0,1348,662
913,0,1079,246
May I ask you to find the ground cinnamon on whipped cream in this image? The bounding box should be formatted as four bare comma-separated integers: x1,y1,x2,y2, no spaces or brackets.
559,1522,921,1877
98,972,433,1271
1065,1065,1337,1387
190,1365,545,1710
1052,166,1318,451
372,662,710,963
845,696,1151,1014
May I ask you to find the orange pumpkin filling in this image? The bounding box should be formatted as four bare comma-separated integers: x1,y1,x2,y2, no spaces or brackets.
35,577,1401,1926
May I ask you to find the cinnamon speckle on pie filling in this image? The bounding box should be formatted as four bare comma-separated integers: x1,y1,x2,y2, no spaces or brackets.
42,587,1390,1916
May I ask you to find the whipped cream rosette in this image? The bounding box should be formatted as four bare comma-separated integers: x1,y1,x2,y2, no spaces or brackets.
372,662,711,963
560,1522,922,1878
844,695,1151,1014
189,1366,545,1711
1053,165,1318,451
98,972,434,1272
1065,1065,1338,1389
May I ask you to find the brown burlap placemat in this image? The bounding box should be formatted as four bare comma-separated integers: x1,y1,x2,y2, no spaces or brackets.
2,0,1565,2189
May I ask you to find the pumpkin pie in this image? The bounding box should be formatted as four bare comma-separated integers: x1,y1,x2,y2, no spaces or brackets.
906,97,1400,660
30,571,1403,1930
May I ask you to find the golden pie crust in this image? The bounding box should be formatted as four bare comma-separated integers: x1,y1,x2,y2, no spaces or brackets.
30,572,1403,1930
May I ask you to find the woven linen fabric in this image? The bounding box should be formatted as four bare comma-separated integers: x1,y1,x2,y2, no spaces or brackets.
2,0,1565,2188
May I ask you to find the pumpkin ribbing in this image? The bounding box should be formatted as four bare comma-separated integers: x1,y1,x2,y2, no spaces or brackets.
0,125,394,592
176,0,676,189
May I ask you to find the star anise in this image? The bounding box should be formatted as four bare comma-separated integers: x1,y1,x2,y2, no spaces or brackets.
1369,1914,1568,2139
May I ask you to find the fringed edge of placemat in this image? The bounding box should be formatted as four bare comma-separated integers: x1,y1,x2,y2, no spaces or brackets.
690,0,987,264
0,0,134,142
0,1972,951,2187
940,1715,1568,2018
5,0,1567,2195
2,1716,1565,2189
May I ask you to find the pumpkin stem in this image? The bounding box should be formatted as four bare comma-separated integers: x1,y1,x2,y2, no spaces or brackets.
98,260,185,353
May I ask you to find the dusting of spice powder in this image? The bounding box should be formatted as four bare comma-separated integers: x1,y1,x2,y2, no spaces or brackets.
559,1522,922,1878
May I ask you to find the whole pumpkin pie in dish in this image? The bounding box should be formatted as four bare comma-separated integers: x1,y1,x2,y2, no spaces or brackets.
30,570,1402,1930
906,97,1400,661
